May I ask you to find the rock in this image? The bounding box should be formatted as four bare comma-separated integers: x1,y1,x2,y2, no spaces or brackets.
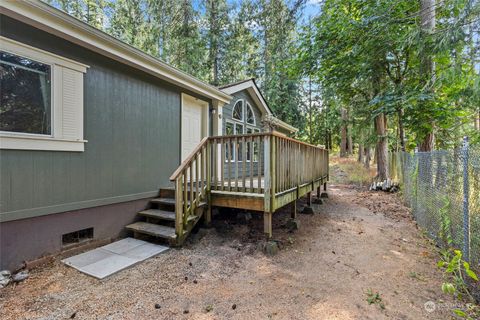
263,241,279,256
183,310,189,314
0,270,11,288
232,304,237,310
313,198,323,204
320,192,329,198
0,278,10,288
286,219,300,231
301,206,314,215
205,305,213,312
154,304,161,309
193,280,198,284
12,270,29,282
0,270,11,278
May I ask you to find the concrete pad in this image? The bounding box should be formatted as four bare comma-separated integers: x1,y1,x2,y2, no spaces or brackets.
102,237,145,254
80,254,138,279
62,248,115,268
62,238,168,279
122,243,168,260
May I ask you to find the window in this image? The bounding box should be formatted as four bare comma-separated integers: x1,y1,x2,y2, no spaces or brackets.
0,37,88,152
1,52,52,135
246,103,255,125
232,100,243,121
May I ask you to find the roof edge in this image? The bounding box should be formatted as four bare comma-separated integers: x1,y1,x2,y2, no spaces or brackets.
0,0,232,103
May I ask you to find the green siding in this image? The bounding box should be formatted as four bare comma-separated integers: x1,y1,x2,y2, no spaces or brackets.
222,90,264,133
0,16,188,222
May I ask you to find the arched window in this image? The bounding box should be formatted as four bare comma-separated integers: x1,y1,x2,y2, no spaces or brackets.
232,100,243,121
246,103,255,125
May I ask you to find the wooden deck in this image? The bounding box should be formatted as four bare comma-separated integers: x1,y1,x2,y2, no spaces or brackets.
169,132,329,242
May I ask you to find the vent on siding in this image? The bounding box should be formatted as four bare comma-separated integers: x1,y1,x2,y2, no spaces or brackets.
62,227,93,246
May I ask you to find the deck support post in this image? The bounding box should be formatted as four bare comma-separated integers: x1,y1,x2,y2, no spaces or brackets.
264,212,272,238
307,192,312,207
291,200,297,219
205,140,212,227
323,182,327,191
317,186,321,198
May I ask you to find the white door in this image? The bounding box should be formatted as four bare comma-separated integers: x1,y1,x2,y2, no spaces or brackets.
181,94,206,161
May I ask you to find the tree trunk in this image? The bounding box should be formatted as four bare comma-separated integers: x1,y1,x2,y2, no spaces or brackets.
398,108,406,151
364,147,371,169
419,133,434,151
419,0,436,151
340,107,348,157
347,129,353,155
358,144,364,163
375,113,389,180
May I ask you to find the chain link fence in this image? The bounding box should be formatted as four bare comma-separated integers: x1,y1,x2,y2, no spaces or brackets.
390,141,480,269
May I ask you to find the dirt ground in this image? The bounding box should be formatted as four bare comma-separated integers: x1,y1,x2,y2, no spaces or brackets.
0,184,455,320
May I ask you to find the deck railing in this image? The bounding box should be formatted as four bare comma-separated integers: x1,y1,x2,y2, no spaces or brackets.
170,132,328,239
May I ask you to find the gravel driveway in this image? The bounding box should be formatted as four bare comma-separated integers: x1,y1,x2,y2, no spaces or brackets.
0,184,454,319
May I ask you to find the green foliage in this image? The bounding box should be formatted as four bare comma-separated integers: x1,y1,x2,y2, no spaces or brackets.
365,289,385,310
438,249,478,301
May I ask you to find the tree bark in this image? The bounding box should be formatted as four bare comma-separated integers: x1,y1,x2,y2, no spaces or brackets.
347,127,353,155
340,107,348,157
364,147,371,169
375,114,389,180
398,108,406,151
358,144,364,163
419,0,436,151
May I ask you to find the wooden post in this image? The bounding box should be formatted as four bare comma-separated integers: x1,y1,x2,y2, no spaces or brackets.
264,135,271,213
291,200,297,219
205,140,212,227
307,192,312,207
175,177,183,237
323,182,327,191
264,212,272,238
317,186,321,198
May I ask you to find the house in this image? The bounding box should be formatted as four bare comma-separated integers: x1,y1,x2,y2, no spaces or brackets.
219,79,298,137
0,0,328,271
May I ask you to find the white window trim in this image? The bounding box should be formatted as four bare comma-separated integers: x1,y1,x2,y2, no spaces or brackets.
245,127,260,162
0,37,89,152
232,99,244,122
246,102,256,126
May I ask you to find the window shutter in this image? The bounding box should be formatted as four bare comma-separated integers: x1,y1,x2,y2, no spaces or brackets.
60,66,84,140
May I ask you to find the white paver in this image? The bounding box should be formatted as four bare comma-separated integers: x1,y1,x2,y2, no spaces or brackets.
62,238,168,279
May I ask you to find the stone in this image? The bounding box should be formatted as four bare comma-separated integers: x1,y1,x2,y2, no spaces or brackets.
286,219,300,231
301,206,314,215
313,198,323,205
12,270,29,282
0,278,10,288
0,270,11,277
320,192,329,198
155,304,161,309
232,304,237,310
263,241,279,256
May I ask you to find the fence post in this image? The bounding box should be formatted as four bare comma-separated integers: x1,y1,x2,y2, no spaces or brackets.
462,136,470,262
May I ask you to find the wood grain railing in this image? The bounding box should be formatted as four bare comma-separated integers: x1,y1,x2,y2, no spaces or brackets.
169,137,210,238
170,132,328,240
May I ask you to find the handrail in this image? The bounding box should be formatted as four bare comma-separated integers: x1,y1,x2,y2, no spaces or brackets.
168,132,329,243
170,137,209,181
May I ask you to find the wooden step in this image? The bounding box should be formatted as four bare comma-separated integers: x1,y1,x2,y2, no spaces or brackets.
126,222,176,240
150,197,177,206
138,209,175,221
